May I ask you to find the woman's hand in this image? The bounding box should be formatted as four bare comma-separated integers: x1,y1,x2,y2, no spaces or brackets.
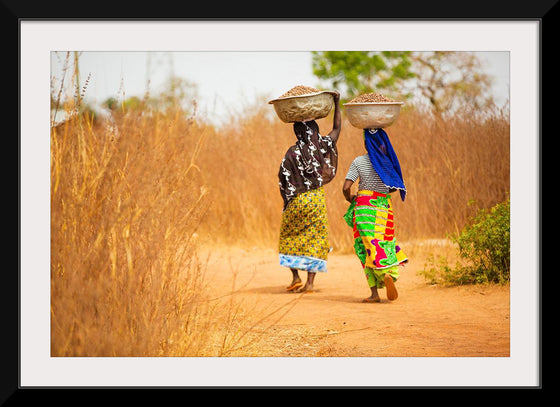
346,194,356,204
342,179,355,203
332,91,340,103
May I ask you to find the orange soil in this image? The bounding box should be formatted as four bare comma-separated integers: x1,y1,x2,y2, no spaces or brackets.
200,245,510,357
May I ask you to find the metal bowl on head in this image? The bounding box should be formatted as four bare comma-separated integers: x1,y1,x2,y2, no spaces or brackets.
268,91,336,123
343,102,404,129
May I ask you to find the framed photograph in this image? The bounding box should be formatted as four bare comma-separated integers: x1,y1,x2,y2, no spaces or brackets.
14,12,544,396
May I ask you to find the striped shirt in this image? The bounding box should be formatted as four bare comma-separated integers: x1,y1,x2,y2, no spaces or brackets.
345,154,390,193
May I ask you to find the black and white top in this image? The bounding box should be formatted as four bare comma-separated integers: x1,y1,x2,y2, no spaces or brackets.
345,154,390,193
278,120,338,210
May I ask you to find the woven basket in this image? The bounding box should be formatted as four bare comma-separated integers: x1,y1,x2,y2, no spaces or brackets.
344,102,404,129
268,91,336,123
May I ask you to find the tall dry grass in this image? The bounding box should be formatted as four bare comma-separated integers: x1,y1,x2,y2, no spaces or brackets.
50,106,261,356
50,91,509,356
199,101,510,252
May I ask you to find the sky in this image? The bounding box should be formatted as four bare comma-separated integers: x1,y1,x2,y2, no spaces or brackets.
51,51,510,125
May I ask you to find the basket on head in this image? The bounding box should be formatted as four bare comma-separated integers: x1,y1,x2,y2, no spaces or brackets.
268,86,336,123
343,93,403,129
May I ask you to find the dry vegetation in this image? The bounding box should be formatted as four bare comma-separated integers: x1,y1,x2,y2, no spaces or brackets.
50,94,509,356
198,103,510,252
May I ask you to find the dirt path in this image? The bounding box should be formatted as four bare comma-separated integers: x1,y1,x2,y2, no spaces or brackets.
199,244,510,357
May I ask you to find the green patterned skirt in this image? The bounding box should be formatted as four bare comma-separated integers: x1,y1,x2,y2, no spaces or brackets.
344,190,408,288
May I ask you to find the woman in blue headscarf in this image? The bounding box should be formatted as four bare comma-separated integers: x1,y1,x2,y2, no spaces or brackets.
342,128,408,303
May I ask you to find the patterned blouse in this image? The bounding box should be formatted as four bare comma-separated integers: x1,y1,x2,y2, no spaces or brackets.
345,154,390,193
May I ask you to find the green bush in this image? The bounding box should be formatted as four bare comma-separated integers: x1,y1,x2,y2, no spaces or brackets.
420,199,510,285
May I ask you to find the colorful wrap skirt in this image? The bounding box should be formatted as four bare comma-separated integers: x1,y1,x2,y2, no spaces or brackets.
279,187,329,272
344,190,408,288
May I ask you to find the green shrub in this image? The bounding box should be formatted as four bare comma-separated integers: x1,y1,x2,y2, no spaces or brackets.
420,199,510,285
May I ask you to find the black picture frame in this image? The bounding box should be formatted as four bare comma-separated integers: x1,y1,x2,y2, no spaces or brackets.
11,1,550,402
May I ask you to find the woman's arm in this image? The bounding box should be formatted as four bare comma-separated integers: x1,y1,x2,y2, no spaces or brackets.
327,91,341,142
342,178,356,203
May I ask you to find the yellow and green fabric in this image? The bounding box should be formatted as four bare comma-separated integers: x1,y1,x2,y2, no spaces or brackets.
279,187,329,272
344,190,408,288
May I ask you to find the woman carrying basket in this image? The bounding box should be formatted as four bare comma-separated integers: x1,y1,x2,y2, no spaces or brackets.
342,128,408,302
278,91,341,293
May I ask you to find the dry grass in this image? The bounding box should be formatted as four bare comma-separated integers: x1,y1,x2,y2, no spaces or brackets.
50,92,509,356
198,101,510,253
50,107,250,356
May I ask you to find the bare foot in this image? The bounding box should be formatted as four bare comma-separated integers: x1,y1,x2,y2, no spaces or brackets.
362,295,381,303
293,284,314,293
363,286,380,303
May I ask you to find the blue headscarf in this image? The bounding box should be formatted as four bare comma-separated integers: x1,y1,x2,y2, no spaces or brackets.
364,128,406,201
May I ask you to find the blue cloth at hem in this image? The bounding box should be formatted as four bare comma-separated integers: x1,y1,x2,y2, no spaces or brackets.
279,254,327,272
